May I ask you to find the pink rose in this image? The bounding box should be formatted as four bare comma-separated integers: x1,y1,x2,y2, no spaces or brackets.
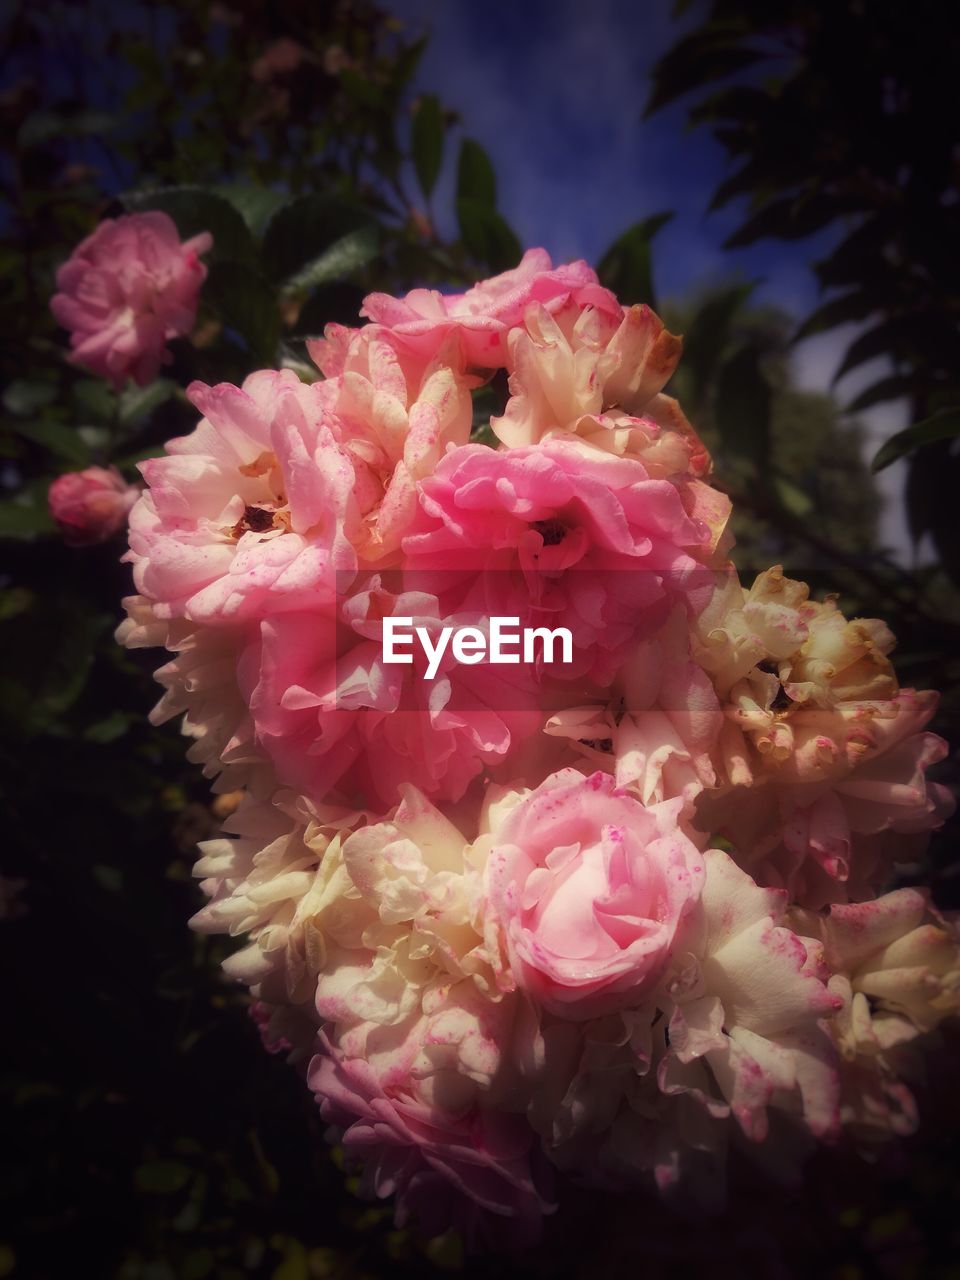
48,465,138,545
127,370,358,623
402,438,712,685
251,37,305,82
309,1026,552,1246
309,324,473,561
241,576,541,808
51,211,211,389
543,607,722,814
483,769,705,1018
360,248,619,366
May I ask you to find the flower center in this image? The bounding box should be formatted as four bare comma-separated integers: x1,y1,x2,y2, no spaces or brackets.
231,505,288,538
533,518,567,546
757,658,793,713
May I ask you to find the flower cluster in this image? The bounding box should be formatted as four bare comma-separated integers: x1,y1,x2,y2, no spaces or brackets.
116,247,956,1245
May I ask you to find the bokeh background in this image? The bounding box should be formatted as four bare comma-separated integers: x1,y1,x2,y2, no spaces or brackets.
2,1,959,1276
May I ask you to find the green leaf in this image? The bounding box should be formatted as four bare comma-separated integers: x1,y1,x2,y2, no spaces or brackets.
18,109,117,149
0,587,32,620
0,594,104,734
135,1160,192,1195
677,282,754,398
794,289,880,341
204,262,279,363
845,376,915,413
773,473,814,516
645,42,764,116
340,69,382,108
597,212,673,308
456,201,520,274
72,379,116,424
833,319,912,383
457,139,496,207
118,378,177,426
91,864,123,892
262,196,380,289
84,711,135,744
412,94,444,199
395,35,428,89
0,494,55,539
9,420,91,465
284,225,380,292
212,185,289,236
3,379,57,416
872,408,960,472
293,283,366,336
122,187,254,264
715,344,771,465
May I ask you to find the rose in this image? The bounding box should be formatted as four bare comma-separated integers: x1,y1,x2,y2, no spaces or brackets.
241,576,541,808
401,437,712,685
48,465,138,545
50,211,211,388
126,370,358,623
482,769,705,1018
309,1021,552,1246
356,248,616,366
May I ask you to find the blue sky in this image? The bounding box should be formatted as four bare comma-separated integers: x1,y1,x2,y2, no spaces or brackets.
391,0,834,317
390,0,914,559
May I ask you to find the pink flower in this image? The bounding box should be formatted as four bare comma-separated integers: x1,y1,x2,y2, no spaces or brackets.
241,576,541,808
251,37,305,82
310,325,473,561
402,438,712,685
482,769,705,1018
51,212,211,389
48,465,138,545
543,608,722,814
127,370,358,623
360,248,619,366
309,1025,552,1245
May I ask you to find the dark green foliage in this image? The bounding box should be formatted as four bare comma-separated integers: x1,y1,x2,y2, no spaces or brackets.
872,408,960,473
647,0,960,580
456,139,520,272
597,213,672,310
412,94,444,199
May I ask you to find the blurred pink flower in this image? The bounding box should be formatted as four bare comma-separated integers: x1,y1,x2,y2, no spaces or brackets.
48,465,138,545
51,211,211,388
309,1024,552,1246
251,37,305,82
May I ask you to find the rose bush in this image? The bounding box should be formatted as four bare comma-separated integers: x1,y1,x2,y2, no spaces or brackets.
74,243,955,1245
